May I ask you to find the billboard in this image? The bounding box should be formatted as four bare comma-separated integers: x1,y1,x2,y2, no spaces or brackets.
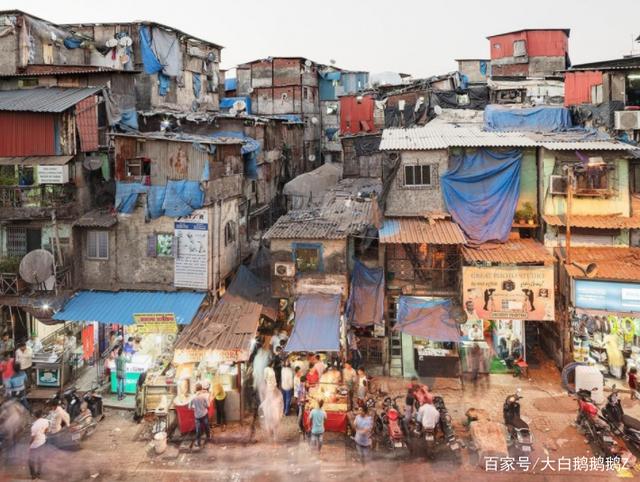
174,209,209,290
575,280,640,313
462,266,555,321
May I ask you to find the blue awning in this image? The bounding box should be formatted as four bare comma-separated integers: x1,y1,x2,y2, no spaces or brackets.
52,290,207,325
285,294,341,352
394,297,460,342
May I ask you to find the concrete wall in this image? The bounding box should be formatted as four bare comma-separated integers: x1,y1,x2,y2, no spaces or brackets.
385,150,448,216
457,60,488,84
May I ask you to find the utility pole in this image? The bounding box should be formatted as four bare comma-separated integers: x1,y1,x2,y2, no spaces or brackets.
562,166,574,368
565,168,573,266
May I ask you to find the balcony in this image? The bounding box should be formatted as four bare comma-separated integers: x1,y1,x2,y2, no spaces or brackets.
0,257,73,296
0,184,76,219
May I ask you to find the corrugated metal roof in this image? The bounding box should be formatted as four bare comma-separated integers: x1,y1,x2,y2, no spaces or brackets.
0,155,73,166
540,141,636,151
112,132,244,146
379,217,466,244
543,214,640,229
1,65,139,77
52,290,206,325
557,247,640,282
462,239,555,264
0,87,101,113
73,210,117,228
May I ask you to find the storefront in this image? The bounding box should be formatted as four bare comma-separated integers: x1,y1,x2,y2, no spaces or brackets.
461,240,556,374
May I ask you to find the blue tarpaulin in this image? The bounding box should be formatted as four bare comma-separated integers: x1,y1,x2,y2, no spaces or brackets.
115,182,148,214
192,72,201,98
210,131,259,180
63,37,83,49
158,73,170,96
53,290,206,325
346,260,384,327
394,297,460,342
441,148,522,244
119,110,139,130
285,294,341,352
270,114,303,124
219,96,252,115
484,105,573,132
161,180,205,217
139,26,163,74
117,181,203,218
224,78,237,91
146,185,166,219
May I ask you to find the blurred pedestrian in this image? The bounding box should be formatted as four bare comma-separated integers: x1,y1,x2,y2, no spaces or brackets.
115,348,127,400
190,383,211,447
353,405,373,465
629,367,639,400
281,360,294,415
295,375,308,437
347,329,362,370
15,342,33,388
356,368,368,402
309,399,326,452
213,383,227,431
9,362,29,412
29,409,49,479
0,351,15,397
342,362,357,410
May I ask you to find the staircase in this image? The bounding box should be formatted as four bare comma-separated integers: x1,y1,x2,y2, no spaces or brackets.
389,331,403,377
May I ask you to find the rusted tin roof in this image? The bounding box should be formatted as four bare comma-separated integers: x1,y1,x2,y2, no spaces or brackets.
557,247,640,281
379,217,466,245
543,213,640,229
462,239,555,264
0,155,73,166
73,210,117,228
0,87,101,113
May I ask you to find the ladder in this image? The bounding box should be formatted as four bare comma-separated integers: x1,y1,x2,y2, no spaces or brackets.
387,295,403,377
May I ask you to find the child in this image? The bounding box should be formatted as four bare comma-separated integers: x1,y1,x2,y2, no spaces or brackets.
629,367,638,400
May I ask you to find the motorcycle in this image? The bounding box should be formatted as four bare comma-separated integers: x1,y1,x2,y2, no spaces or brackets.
601,384,640,454
575,387,619,457
433,396,461,453
375,396,407,450
503,389,533,454
82,385,104,421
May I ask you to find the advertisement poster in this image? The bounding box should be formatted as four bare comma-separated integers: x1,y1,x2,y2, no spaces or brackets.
463,266,554,321
132,313,178,334
38,165,69,184
174,209,209,289
575,280,640,313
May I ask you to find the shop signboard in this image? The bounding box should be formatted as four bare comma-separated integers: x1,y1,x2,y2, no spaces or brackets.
38,165,69,184
174,209,209,290
462,266,554,321
37,368,60,387
133,313,178,334
574,280,640,313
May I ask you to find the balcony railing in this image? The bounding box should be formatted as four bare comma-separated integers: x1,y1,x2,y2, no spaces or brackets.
0,184,75,209
0,264,73,296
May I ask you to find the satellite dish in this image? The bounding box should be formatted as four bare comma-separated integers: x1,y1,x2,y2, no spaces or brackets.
434,105,443,116
311,117,319,125
329,59,336,65
229,108,237,116
19,250,55,285
304,59,312,67
83,157,103,171
309,154,316,162
248,87,254,94
233,100,247,112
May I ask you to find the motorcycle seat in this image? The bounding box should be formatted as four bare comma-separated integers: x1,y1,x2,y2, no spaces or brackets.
510,416,528,430
623,414,640,431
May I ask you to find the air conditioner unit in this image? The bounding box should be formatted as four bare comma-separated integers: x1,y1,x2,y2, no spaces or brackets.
615,111,640,130
550,175,568,195
274,262,296,277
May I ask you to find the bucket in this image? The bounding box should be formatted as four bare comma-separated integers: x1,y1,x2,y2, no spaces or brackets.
154,431,167,454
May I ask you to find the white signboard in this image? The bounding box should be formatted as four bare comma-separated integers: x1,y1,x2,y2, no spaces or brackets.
174,209,209,289
38,165,69,184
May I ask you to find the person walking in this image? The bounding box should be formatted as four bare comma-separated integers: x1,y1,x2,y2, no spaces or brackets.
213,383,227,431
356,368,368,402
280,361,294,416
342,362,357,410
347,329,362,370
29,409,49,479
9,363,30,412
47,400,70,434
295,375,308,437
115,348,127,400
190,383,211,447
0,351,15,397
15,342,33,388
309,399,326,452
353,405,373,465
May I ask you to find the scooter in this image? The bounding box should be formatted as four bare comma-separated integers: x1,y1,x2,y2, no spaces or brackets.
503,388,533,454
433,396,461,453
82,385,104,421
575,387,619,457
376,396,407,450
601,384,640,454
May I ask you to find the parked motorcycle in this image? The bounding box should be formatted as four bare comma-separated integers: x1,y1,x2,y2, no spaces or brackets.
503,389,533,454
375,396,407,451
575,387,619,457
433,396,461,454
601,384,640,454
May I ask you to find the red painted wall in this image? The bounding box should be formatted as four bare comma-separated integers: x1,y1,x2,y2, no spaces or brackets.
340,95,376,135
488,30,568,60
0,112,56,156
564,71,603,106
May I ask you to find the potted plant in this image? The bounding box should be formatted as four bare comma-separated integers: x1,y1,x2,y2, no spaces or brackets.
522,202,536,225
514,209,527,225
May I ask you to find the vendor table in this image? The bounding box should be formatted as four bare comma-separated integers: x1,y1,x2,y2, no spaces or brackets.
174,401,215,434
303,409,348,433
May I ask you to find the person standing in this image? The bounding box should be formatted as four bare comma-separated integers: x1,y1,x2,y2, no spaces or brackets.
309,399,326,452
0,352,15,397
115,348,127,400
342,362,357,410
273,346,284,388
347,329,362,370
48,400,70,434
280,361,294,416
0,333,14,355
189,383,211,447
353,406,373,465
15,342,33,388
356,368,368,402
29,409,49,479
295,375,308,437
213,383,227,431
9,363,29,412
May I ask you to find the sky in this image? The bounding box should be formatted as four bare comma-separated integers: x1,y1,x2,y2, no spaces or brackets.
3,0,640,77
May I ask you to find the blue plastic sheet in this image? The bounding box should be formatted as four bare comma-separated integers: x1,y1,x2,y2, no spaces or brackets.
115,182,148,214
484,105,573,132
224,78,237,91
394,297,460,342
158,73,170,96
346,260,384,327
63,37,83,49
325,127,339,140
219,96,252,115
119,109,138,130
146,185,166,219
442,148,522,244
285,294,341,352
161,180,205,217
192,72,201,98
139,26,163,74
209,131,260,155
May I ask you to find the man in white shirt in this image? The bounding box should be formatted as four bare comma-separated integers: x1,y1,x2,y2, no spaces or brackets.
15,342,33,387
280,361,294,416
29,409,49,479
26,334,43,353
417,401,440,430
48,400,71,434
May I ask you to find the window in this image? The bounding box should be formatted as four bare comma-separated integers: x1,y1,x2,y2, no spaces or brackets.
87,231,109,260
303,87,309,100
294,243,322,272
125,158,151,178
591,84,603,105
147,233,173,257
626,73,640,107
575,163,610,193
404,164,433,187
224,221,236,246
513,40,527,57
632,164,640,194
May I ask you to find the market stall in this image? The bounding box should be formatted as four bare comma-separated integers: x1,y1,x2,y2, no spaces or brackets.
394,296,462,379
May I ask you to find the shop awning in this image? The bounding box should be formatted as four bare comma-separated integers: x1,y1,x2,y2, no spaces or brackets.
394,296,460,342
346,260,384,327
0,155,73,166
52,290,207,325
285,294,341,352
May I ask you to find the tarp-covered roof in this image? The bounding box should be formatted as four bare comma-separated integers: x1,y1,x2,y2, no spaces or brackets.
52,290,206,325
394,297,460,342
0,87,101,113
285,294,341,352
346,260,384,327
